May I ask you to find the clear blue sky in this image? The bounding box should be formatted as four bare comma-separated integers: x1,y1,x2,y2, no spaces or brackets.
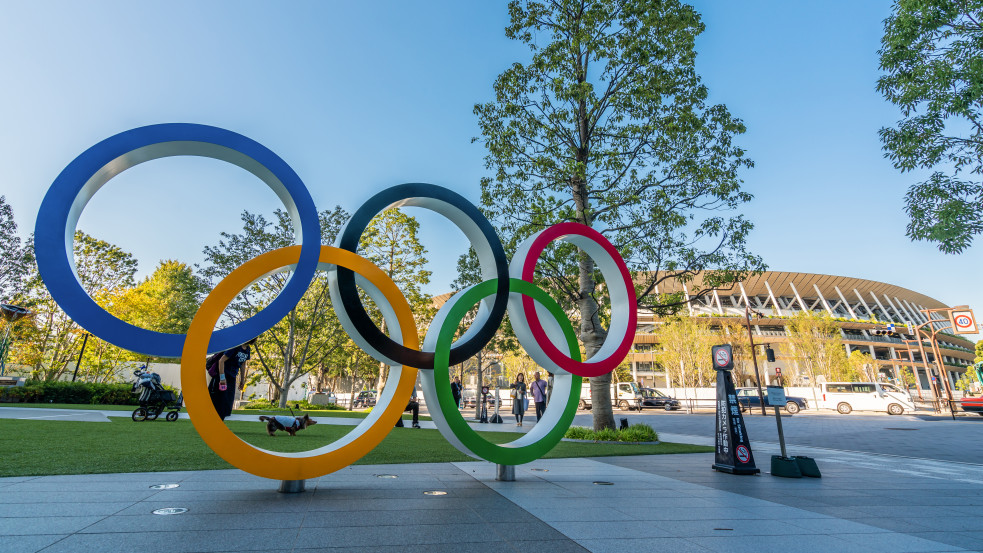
0,1,979,339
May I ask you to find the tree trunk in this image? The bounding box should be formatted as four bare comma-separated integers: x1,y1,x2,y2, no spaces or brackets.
277,309,296,408
474,352,484,420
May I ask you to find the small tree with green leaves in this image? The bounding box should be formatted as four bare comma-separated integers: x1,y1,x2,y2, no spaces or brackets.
877,0,983,253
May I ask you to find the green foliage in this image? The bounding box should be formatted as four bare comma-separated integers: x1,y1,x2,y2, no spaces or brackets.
1,381,138,405
877,0,983,253
0,195,29,301
564,423,658,442
240,399,345,412
12,232,141,382
472,0,763,430
201,207,352,407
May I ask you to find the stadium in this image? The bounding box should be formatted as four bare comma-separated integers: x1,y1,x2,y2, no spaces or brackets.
628,271,978,396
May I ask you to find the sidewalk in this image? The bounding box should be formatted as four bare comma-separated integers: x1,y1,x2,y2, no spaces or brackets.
3,440,981,552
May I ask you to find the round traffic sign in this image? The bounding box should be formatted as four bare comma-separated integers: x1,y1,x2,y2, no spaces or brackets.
953,314,973,331
714,348,731,368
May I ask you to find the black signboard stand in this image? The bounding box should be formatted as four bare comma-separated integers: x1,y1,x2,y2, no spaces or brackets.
710,345,760,475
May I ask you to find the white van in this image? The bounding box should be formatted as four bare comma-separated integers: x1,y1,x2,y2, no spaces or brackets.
819,382,915,415
579,381,642,411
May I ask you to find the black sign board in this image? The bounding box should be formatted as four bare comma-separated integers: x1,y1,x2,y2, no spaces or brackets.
711,344,733,371
711,353,759,475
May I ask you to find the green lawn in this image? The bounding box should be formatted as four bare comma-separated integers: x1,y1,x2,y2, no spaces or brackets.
4,403,432,421
0,418,711,477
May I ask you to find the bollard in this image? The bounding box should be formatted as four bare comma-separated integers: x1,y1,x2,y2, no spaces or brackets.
278,480,306,493
496,464,515,481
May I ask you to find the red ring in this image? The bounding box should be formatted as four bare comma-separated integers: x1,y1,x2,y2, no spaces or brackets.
520,222,636,377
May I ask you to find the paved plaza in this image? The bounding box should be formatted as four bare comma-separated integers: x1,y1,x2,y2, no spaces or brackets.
3,407,983,552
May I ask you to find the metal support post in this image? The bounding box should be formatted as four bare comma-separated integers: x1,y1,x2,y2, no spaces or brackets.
774,405,788,458
496,464,515,481
745,307,767,416
278,480,306,493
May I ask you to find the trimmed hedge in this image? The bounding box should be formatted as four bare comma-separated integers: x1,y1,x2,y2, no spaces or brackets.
564,423,658,443
240,398,346,411
1,381,140,405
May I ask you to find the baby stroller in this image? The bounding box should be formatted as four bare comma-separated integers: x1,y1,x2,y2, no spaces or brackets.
131,367,183,422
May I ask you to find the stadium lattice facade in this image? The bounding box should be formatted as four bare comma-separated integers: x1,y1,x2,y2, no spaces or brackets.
629,271,977,394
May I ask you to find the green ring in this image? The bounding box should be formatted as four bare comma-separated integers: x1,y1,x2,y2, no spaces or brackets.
432,278,582,465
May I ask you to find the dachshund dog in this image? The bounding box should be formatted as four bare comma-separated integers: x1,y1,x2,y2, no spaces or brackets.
258,414,317,437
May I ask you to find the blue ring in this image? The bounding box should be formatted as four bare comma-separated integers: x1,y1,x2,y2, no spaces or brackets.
34,123,321,357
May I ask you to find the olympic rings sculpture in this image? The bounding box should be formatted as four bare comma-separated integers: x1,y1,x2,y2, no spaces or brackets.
35,123,637,480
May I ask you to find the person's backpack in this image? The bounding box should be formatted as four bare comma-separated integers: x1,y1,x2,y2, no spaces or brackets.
206,352,223,377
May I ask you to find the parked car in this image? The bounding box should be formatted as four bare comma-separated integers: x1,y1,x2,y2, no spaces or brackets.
580,381,642,411
639,388,681,411
460,389,477,408
818,382,915,415
352,390,377,409
735,387,809,414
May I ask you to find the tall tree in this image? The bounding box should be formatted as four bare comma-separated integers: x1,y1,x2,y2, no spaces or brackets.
474,0,762,429
782,312,849,387
0,196,30,302
878,0,983,253
13,232,138,381
120,260,210,336
201,208,350,407
358,209,433,393
652,316,714,392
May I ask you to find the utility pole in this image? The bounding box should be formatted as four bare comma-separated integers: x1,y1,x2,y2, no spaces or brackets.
744,306,767,416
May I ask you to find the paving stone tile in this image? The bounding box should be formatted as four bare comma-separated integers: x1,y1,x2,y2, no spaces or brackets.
0,502,134,518
909,532,983,550
686,534,873,553
301,509,484,528
0,516,103,536
576,537,712,553
656,518,808,537
548,520,672,539
832,531,968,552
0,534,67,553
38,528,300,553
114,498,311,516
294,523,505,548
0,491,157,504
79,512,295,533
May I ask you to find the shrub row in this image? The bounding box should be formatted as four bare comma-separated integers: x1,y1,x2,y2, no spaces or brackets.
564,423,658,443
240,398,345,411
0,381,139,405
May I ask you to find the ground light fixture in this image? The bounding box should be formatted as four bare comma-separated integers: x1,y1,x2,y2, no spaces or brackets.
151,508,188,515
149,484,179,490
423,490,447,496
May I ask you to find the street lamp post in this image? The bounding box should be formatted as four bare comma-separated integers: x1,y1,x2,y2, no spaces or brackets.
744,306,768,416
908,305,969,421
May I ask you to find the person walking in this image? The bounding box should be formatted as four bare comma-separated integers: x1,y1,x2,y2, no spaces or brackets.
451,376,463,408
530,371,548,421
510,373,528,426
208,337,256,421
394,389,422,428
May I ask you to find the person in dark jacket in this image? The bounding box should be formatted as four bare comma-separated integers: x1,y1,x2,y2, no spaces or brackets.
209,337,256,420
510,373,528,427
451,376,463,408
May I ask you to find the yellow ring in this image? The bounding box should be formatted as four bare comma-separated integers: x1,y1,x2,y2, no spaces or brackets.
180,246,418,480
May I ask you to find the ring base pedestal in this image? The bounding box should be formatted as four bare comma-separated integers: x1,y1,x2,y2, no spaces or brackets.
278,480,306,493
496,464,515,481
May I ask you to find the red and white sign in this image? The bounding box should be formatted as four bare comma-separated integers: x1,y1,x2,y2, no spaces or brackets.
950,309,977,335
736,445,750,464
714,348,731,368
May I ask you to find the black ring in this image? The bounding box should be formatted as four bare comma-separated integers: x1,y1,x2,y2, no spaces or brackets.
334,183,509,369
